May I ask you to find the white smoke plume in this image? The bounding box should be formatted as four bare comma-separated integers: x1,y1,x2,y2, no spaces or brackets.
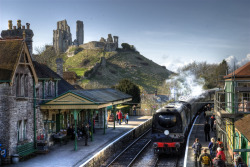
167,70,205,101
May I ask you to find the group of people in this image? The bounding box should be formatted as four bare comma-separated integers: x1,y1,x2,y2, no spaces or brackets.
66,122,91,146
191,104,248,167
116,110,129,125
192,137,228,167
193,136,247,166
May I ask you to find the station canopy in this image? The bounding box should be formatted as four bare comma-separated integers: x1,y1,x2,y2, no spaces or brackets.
40,88,132,110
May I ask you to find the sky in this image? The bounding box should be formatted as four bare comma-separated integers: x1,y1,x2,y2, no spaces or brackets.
1,0,250,72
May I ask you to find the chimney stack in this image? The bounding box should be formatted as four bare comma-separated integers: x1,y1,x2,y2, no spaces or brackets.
56,58,64,77
26,23,30,30
17,20,21,29
8,20,12,30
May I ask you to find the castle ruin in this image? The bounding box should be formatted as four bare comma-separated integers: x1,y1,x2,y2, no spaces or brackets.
53,19,119,54
53,20,73,54
80,34,118,52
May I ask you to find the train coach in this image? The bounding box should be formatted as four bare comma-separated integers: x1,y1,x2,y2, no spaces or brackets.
151,89,217,154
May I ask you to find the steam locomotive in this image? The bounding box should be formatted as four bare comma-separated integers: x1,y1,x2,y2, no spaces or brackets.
151,89,216,154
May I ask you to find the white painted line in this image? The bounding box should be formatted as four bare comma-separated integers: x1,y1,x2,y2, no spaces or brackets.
184,115,199,167
78,118,152,167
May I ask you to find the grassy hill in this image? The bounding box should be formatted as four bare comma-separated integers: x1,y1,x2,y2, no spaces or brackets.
35,46,172,93
63,47,172,93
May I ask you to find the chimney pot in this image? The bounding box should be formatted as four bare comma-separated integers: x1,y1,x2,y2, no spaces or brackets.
8,20,12,30
26,23,30,29
13,26,16,30
17,20,21,29
22,26,25,29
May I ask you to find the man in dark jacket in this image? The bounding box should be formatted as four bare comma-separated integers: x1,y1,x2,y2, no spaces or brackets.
192,138,202,166
204,121,210,142
210,115,215,131
199,148,212,167
83,123,89,146
213,154,226,167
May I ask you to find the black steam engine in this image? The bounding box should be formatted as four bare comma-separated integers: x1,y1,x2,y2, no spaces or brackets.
151,89,217,154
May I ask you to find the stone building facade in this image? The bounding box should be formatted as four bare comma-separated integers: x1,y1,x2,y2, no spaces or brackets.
0,39,40,157
0,21,75,159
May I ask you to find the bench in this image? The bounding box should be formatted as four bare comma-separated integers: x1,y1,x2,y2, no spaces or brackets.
17,142,36,158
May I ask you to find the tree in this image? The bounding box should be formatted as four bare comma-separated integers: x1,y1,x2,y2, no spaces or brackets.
114,79,141,104
215,59,229,88
121,43,136,51
33,45,59,71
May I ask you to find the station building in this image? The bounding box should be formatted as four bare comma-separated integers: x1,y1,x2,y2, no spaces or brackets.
0,20,132,162
214,62,250,165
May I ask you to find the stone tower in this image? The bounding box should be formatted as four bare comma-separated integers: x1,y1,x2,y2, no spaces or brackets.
1,20,34,56
53,20,72,54
113,36,119,48
76,20,84,45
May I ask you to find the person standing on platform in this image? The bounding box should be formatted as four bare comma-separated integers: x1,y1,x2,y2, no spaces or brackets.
118,110,122,125
133,105,136,116
213,154,226,167
199,148,212,167
204,121,211,142
236,157,247,167
216,138,224,151
210,115,215,131
116,111,119,123
192,138,202,166
216,147,226,162
125,113,129,124
208,137,217,159
83,123,89,146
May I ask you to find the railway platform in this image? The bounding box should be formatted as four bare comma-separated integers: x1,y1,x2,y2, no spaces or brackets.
5,116,152,167
185,113,234,167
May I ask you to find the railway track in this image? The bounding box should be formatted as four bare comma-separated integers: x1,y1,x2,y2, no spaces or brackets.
106,129,151,167
153,155,179,167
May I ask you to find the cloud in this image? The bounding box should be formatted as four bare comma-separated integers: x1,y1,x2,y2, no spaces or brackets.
225,54,250,70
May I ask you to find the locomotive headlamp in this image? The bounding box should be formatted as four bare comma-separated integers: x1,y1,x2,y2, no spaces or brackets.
164,130,169,135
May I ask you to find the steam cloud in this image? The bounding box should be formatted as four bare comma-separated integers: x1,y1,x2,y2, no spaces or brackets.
167,70,205,101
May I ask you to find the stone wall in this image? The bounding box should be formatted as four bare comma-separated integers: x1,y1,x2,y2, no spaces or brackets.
0,65,45,157
0,83,11,156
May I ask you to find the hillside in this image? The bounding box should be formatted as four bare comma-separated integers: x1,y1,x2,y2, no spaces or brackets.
63,48,172,93
34,46,172,93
